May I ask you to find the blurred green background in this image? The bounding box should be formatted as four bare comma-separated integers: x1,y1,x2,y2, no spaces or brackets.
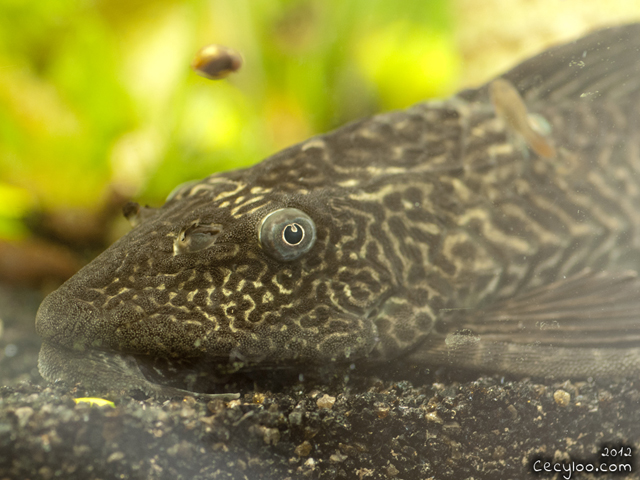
1,0,639,249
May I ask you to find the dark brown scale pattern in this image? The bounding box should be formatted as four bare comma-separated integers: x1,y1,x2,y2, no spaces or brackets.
34,25,640,393
53,92,640,365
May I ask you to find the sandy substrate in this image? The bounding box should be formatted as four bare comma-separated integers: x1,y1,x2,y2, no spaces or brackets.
0,285,637,479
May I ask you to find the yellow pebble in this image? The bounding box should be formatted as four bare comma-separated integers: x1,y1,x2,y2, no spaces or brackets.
73,397,115,408
553,389,571,407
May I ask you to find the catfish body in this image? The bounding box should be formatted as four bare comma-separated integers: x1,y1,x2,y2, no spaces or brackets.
36,24,640,397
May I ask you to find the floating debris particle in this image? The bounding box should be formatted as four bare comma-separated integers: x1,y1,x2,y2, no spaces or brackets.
191,44,243,80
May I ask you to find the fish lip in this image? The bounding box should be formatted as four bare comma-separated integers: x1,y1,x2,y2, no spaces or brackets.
35,287,105,350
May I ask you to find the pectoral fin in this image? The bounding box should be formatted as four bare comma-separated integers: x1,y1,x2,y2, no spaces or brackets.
410,269,640,378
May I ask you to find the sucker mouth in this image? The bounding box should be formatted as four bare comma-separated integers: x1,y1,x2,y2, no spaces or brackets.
134,352,303,393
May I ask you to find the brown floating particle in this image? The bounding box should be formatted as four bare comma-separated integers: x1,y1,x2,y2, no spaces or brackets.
191,44,243,80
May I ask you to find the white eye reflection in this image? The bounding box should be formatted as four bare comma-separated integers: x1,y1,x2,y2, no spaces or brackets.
282,223,304,245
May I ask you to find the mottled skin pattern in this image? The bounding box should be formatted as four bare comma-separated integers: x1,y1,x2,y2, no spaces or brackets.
36,24,640,397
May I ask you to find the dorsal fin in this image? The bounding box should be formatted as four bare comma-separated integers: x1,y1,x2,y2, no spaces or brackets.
460,23,640,104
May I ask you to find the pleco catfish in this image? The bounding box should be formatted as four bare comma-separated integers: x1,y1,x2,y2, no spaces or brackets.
36,24,640,398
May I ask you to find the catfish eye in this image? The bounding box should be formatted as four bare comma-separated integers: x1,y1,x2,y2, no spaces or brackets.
259,208,316,261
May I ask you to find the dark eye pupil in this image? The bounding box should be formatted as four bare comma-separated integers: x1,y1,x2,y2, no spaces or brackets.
283,223,304,245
